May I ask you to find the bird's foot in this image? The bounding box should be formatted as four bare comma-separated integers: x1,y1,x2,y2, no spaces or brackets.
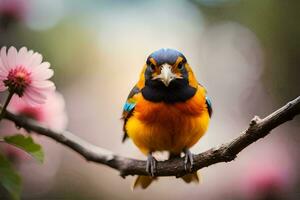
184,148,194,172
146,153,157,177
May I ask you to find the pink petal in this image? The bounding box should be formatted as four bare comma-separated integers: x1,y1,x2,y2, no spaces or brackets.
0,46,8,69
22,50,34,67
28,50,33,55
31,62,51,76
38,62,50,69
31,68,53,81
31,80,55,90
0,61,8,74
7,46,17,68
0,54,8,73
0,73,7,79
26,86,47,100
27,52,42,69
16,47,28,66
23,91,45,106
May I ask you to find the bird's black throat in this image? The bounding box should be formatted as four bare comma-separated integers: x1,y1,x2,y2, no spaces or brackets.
142,79,196,103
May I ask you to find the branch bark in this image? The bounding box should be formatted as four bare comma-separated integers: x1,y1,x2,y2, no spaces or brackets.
1,96,300,178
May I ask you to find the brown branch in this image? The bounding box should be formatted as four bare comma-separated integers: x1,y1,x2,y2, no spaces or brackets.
1,96,300,178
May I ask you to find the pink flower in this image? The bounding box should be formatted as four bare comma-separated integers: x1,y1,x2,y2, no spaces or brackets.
0,46,55,106
8,91,68,131
239,153,294,200
244,165,289,197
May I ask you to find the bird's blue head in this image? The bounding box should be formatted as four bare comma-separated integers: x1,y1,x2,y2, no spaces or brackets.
147,48,187,66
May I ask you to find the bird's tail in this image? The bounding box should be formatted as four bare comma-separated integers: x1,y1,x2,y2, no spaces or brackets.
132,172,200,190
181,171,201,183
131,176,157,190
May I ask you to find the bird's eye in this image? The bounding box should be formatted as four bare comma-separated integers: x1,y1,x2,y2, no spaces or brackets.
149,63,156,71
177,62,184,70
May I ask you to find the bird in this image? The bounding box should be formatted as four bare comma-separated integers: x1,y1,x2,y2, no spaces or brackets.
122,48,212,189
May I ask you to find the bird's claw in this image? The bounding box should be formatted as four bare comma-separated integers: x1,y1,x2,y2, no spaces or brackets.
184,149,194,172
146,154,157,177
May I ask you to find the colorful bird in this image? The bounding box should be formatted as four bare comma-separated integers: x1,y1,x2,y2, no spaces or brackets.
122,48,212,189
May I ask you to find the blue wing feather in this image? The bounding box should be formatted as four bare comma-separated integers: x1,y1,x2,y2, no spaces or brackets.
122,86,140,142
123,102,136,113
206,96,213,117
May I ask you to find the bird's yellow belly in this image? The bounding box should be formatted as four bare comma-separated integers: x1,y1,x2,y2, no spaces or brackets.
126,104,210,155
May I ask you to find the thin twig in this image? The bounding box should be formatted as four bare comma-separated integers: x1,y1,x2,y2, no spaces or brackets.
0,91,14,121
1,96,299,177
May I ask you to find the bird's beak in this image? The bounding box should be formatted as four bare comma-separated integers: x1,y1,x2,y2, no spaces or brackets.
152,64,182,87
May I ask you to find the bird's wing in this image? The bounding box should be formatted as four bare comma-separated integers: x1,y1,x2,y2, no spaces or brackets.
198,83,213,118
122,85,140,142
206,96,213,117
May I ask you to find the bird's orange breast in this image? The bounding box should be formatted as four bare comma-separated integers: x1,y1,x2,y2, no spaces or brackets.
125,88,210,155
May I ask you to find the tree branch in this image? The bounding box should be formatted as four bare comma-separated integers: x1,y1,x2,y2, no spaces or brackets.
1,96,300,178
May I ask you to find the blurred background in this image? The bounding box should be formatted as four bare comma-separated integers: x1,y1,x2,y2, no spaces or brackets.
0,0,299,199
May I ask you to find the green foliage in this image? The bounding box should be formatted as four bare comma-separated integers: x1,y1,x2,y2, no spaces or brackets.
4,134,44,163
0,153,21,200
0,134,44,199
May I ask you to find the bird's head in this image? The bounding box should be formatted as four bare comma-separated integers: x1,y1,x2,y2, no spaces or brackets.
144,48,197,88
139,48,198,103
